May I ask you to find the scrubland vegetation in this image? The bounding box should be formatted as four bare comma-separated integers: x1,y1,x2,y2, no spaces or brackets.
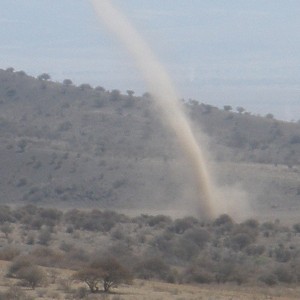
0,205,299,298
0,68,300,298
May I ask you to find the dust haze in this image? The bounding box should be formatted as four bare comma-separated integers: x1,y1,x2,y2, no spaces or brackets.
90,0,250,220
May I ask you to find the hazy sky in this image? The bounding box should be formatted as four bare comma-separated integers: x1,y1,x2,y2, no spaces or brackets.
1,1,300,120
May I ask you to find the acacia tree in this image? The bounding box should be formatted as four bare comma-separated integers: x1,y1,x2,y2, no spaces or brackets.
97,257,132,292
73,257,132,293
72,268,104,293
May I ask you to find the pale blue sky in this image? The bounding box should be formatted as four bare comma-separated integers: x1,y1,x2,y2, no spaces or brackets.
1,1,300,120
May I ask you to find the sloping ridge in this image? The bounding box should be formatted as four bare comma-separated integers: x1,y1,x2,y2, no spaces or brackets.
0,68,299,219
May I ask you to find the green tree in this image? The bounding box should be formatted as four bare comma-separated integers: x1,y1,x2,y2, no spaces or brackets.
126,90,135,97
110,89,121,101
79,83,92,90
37,73,51,81
236,106,245,114
223,105,232,111
63,79,73,86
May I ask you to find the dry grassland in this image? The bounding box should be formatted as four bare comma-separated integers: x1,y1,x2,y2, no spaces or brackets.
0,260,299,300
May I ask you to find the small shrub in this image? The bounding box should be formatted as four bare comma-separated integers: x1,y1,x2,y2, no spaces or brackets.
213,214,234,233
111,226,126,240
259,273,278,286
60,241,74,252
0,205,14,223
274,265,295,283
0,246,20,261
293,223,300,233
66,226,74,234
66,247,89,266
26,232,35,245
7,256,32,277
215,261,235,283
38,226,52,245
30,247,64,268
73,287,88,299
17,265,47,289
171,217,198,234
57,278,72,293
245,244,265,256
0,286,34,300
1,222,13,240
182,228,210,248
134,257,171,281
147,215,172,228
230,233,253,250
183,266,213,284
274,245,292,263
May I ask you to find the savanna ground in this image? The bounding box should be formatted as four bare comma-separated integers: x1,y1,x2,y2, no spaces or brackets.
0,259,300,300
0,206,300,299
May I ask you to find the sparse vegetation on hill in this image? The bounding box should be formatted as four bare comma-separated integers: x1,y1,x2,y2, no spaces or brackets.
0,67,299,220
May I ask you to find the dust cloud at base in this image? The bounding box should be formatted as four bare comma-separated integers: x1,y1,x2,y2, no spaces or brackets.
90,0,250,220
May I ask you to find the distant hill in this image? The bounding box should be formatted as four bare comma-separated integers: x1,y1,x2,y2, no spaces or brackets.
0,67,299,220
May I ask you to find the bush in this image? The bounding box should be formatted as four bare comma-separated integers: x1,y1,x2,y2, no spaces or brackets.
213,214,234,233
259,273,278,286
241,219,259,230
183,266,213,284
38,226,52,245
0,246,20,261
182,228,210,248
73,287,88,299
171,237,200,261
215,261,235,283
245,244,265,256
171,217,198,234
134,257,171,281
0,286,34,300
64,209,129,232
7,256,32,278
65,247,89,267
274,245,292,263
147,215,172,228
26,232,35,245
230,233,253,250
30,247,64,268
17,265,47,289
0,206,14,224
293,223,300,233
60,241,74,252
274,265,295,283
